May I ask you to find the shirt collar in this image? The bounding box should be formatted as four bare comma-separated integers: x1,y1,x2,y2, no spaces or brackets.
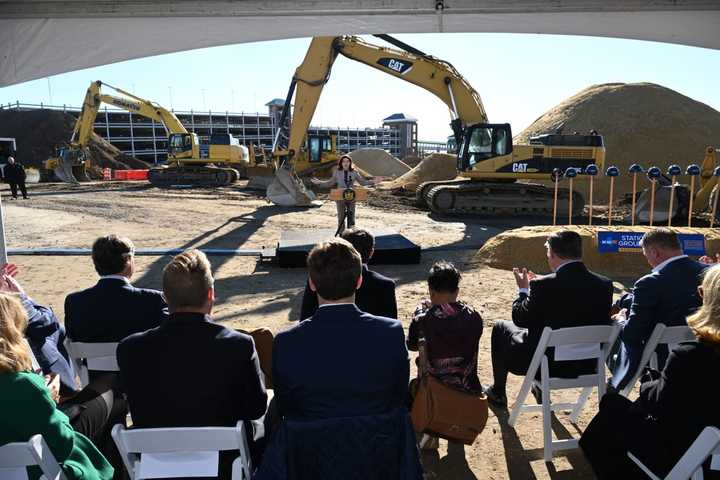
99,275,130,284
555,259,581,272
652,255,687,273
318,302,355,309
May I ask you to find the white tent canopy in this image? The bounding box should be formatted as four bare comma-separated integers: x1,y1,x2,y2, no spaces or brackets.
2,0,719,87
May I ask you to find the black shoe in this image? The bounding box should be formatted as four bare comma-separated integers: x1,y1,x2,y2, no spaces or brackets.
531,384,543,404
484,384,508,408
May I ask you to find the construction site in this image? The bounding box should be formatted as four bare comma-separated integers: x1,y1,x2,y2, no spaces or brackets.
1,1,720,479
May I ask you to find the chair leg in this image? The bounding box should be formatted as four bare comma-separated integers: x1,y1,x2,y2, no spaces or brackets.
542,386,553,462
690,468,704,480
569,387,593,424
509,378,534,427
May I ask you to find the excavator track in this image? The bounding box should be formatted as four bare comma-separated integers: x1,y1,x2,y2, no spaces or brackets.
148,166,239,188
419,180,585,217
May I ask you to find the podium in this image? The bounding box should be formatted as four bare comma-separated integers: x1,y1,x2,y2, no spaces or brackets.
329,187,369,202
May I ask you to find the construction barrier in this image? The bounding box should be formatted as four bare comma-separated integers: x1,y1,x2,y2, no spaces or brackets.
102,168,112,180
114,169,148,181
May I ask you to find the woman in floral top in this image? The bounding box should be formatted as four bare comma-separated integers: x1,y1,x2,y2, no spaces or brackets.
407,261,484,394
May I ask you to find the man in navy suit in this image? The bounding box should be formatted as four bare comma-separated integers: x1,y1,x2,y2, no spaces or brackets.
65,235,168,344
274,238,409,420
609,228,707,390
300,228,398,320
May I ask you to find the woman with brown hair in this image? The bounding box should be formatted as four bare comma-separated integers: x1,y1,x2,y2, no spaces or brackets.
580,265,720,478
0,292,114,479
311,155,375,232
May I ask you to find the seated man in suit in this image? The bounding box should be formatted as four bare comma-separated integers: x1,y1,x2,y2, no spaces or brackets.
117,250,268,470
65,234,168,344
485,230,613,407
274,238,409,420
609,228,707,391
300,228,398,319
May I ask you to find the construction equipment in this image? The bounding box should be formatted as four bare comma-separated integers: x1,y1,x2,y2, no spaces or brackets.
269,34,605,213
635,146,720,224
46,81,248,186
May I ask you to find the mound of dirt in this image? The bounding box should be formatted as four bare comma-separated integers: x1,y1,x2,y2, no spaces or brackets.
515,83,720,203
348,148,411,178
378,153,457,191
0,109,147,173
472,225,720,279
401,154,422,168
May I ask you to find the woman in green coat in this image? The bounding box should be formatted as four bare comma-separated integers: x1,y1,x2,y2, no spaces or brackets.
0,292,113,480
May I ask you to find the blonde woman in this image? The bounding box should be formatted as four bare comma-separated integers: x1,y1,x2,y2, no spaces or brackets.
580,265,720,479
0,293,114,480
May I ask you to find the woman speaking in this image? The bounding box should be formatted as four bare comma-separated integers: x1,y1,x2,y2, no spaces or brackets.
311,155,375,232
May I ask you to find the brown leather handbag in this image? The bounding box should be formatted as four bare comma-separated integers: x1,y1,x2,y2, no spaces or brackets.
410,339,489,445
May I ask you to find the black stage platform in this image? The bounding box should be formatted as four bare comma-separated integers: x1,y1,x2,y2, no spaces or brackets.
276,229,421,268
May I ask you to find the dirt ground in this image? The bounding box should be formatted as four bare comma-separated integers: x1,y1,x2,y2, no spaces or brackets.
3,180,641,480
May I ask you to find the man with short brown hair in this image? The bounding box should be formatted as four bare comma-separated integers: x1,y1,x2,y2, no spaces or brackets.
118,249,268,469
609,228,707,390
274,238,409,420
300,228,398,319
65,234,167,345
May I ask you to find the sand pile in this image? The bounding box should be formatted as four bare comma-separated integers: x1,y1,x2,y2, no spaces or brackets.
0,109,147,174
473,225,720,279
378,152,457,191
515,83,720,203
401,154,422,168
348,148,411,178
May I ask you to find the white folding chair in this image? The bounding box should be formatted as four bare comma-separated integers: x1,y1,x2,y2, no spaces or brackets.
0,434,67,480
112,422,252,480
508,325,620,461
620,324,697,397
64,339,119,387
628,426,720,480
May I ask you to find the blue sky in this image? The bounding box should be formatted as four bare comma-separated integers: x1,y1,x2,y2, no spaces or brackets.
2,33,719,141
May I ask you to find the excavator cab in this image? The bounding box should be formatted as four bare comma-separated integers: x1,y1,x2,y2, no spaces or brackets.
167,133,197,161
308,135,334,164
459,123,513,171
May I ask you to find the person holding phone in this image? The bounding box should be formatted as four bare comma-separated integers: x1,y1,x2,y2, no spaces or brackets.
311,155,375,233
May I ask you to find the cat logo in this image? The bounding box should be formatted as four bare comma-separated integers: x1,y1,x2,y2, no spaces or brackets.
377,57,414,75
512,163,528,173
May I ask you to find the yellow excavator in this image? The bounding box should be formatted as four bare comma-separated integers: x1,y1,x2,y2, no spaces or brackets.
47,81,249,186
267,34,605,214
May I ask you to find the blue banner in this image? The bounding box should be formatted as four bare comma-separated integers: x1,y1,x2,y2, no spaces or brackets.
597,231,706,256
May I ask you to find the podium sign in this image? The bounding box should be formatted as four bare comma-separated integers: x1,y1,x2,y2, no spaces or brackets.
329,187,369,202
597,231,705,255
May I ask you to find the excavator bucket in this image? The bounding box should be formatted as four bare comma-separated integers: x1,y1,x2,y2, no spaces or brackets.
52,156,80,184
266,166,321,207
635,183,690,224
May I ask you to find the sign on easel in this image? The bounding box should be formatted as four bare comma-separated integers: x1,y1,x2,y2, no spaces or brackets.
597,231,705,255
329,187,369,202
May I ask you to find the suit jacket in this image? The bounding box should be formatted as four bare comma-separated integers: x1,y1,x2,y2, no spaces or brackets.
254,409,423,480
512,261,613,377
4,162,26,182
274,304,409,420
65,277,168,343
21,295,77,393
300,265,397,320
0,372,113,480
611,256,707,389
116,312,267,429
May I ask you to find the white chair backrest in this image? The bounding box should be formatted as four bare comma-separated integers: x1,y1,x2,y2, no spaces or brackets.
23,339,41,373
112,422,252,480
0,435,66,480
668,426,720,479
547,325,618,362
621,324,697,396
64,340,119,387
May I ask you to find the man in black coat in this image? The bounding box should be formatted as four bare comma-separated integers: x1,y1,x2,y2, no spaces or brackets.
65,235,168,345
117,250,268,471
608,228,707,390
275,238,409,421
485,230,613,407
4,156,28,199
300,228,397,320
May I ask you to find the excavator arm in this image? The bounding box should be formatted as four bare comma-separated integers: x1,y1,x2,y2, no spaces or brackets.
269,34,487,205
72,80,187,148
